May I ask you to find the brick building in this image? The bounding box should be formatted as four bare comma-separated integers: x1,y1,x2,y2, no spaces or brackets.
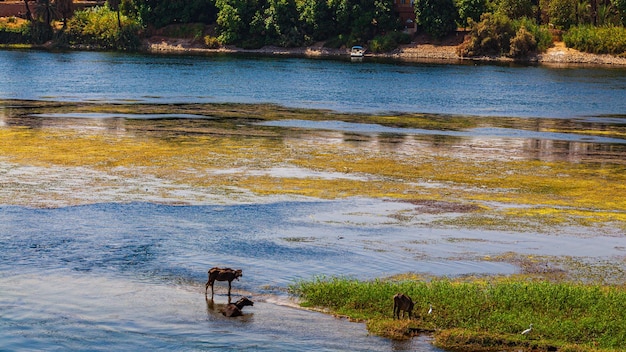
394,0,416,32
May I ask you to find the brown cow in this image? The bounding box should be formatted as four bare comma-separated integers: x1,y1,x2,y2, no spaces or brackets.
205,267,243,301
220,297,254,317
393,293,414,319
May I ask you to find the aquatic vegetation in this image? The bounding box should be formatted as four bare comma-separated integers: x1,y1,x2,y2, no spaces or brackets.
291,276,626,350
1,100,625,234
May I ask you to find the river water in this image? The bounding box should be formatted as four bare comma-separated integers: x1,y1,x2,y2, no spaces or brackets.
1,50,626,116
1,50,626,351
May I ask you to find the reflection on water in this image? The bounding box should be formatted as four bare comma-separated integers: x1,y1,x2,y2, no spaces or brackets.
1,50,625,117
2,49,626,351
2,200,626,350
1,272,440,351
1,201,488,351
261,119,626,145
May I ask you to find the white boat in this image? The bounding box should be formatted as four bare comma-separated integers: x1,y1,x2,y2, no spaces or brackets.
350,45,365,57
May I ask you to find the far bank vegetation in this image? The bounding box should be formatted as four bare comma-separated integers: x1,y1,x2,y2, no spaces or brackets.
1,0,625,57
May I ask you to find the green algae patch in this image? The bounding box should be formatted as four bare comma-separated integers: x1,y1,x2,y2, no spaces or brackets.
291,276,626,351
1,100,626,233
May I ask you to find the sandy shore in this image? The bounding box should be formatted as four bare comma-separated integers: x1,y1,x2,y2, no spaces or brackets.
144,36,626,66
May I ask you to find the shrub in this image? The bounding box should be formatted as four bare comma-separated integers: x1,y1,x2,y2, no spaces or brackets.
509,25,536,57
368,31,411,53
457,12,515,56
458,14,552,57
0,19,32,44
204,35,221,48
65,5,142,50
563,24,626,54
513,17,553,52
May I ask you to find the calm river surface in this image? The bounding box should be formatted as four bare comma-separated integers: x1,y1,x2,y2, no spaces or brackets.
1,50,626,351
1,50,626,116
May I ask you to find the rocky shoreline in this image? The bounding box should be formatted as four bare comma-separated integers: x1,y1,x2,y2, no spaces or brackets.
143,36,626,67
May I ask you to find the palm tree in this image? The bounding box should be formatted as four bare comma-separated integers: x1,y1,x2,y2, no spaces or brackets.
55,0,74,28
23,0,33,21
35,0,53,28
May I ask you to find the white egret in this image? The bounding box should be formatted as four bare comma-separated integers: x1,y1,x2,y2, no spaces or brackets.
428,304,433,315
521,324,533,335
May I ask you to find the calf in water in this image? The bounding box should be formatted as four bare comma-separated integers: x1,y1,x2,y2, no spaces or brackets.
221,297,254,317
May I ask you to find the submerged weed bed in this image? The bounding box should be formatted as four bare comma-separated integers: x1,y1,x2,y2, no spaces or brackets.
291,276,626,351
1,100,625,233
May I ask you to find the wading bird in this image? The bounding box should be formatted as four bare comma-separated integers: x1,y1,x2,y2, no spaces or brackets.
521,324,533,335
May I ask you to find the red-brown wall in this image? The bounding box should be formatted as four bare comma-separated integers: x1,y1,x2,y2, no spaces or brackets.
0,1,104,19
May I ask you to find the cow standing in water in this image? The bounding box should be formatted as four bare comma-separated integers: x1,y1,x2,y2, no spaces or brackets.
205,267,242,302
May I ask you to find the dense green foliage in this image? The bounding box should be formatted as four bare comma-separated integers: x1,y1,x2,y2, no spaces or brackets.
458,13,552,57
547,0,577,29
2,0,625,55
497,0,534,19
292,276,626,349
64,5,141,50
563,24,626,54
456,0,488,27
0,18,31,44
368,31,412,52
611,0,626,25
415,0,459,38
122,0,217,27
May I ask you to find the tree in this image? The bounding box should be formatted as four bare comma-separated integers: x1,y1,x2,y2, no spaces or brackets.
498,0,535,19
122,0,217,28
35,0,53,28
548,0,577,28
23,0,33,22
298,0,336,40
612,0,626,25
457,0,487,27
215,0,258,44
415,0,459,39
108,0,122,28
55,0,74,28
457,12,515,56
262,0,304,46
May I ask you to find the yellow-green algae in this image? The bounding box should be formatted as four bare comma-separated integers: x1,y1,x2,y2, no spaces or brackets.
1,100,625,233
0,101,626,229
4,100,626,351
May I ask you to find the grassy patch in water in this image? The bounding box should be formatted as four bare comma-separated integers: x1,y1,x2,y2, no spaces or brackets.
290,276,626,351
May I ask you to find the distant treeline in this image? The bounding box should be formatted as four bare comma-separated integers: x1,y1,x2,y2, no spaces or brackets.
1,0,625,56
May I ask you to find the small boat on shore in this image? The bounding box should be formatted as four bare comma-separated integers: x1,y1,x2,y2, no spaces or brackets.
350,45,365,57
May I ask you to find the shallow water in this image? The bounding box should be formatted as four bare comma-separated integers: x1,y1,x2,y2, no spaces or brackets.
3,200,626,350
260,119,626,144
2,50,626,351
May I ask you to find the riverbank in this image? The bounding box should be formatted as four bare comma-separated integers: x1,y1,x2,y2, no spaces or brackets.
143,35,626,66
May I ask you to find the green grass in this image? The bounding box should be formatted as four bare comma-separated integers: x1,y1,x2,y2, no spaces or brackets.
290,276,626,351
